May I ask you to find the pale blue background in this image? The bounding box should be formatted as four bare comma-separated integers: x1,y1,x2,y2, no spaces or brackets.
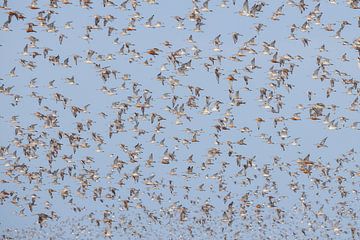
0,0,359,239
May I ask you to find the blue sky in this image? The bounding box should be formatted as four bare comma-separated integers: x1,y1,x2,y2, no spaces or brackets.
0,0,359,239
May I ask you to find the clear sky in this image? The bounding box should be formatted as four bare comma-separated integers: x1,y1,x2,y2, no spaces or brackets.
0,0,359,239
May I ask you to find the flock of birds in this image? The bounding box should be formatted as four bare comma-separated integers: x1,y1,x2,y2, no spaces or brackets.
0,0,359,239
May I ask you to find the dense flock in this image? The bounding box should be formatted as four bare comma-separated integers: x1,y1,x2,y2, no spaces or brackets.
0,0,360,239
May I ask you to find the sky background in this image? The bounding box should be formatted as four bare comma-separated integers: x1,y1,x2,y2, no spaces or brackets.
0,0,359,239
